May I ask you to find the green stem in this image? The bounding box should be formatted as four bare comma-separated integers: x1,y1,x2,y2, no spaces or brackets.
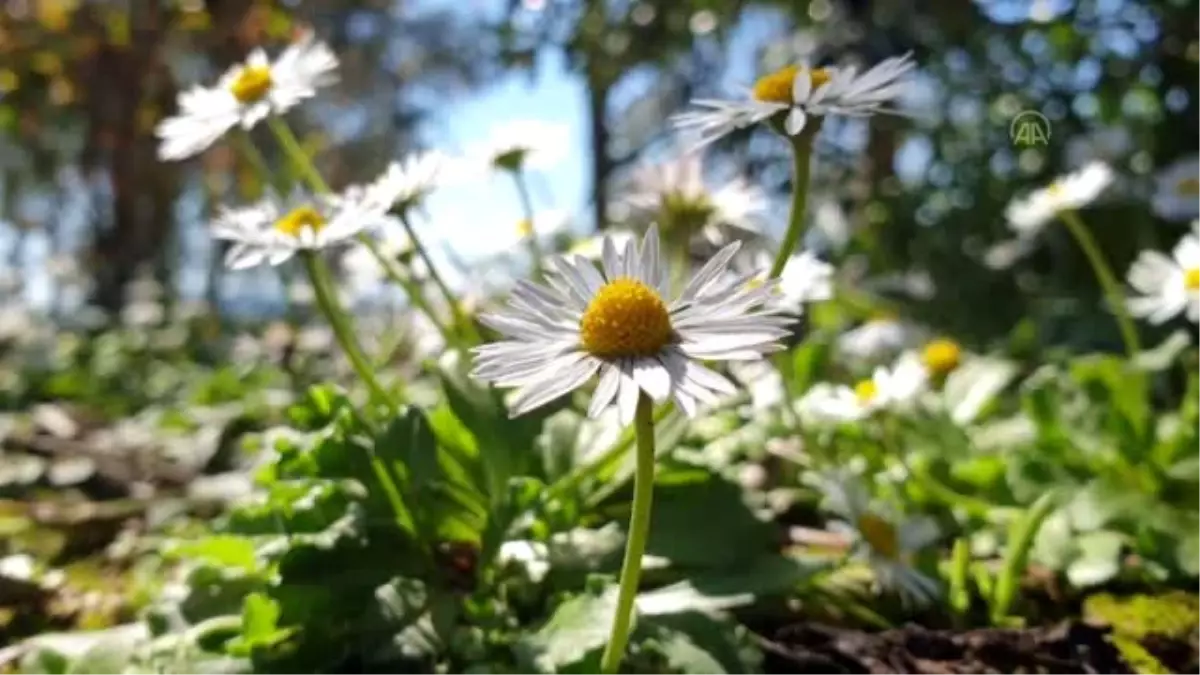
358,235,456,347
768,126,819,279
301,251,398,408
397,210,481,346
266,116,329,193
1058,209,1141,358
600,393,656,674
511,169,544,276
990,490,1058,625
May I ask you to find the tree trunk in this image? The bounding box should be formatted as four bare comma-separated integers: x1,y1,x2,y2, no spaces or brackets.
586,66,612,232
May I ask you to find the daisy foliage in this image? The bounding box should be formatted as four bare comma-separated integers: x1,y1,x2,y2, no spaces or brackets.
470,226,796,424
156,32,338,161
671,52,916,148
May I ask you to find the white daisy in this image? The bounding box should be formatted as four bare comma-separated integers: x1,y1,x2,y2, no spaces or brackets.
1150,154,1200,223
796,353,927,423
1126,222,1200,324
617,151,766,248
671,53,916,148
1005,161,1113,237
477,119,570,173
213,189,379,270
355,151,452,214
157,32,338,161
836,317,921,362
470,226,795,424
746,249,834,309
815,471,941,606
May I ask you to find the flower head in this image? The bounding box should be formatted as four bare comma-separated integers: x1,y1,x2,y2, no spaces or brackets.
213,189,379,270
157,32,338,161
1126,222,1200,324
797,353,927,423
919,338,962,378
757,249,835,309
1005,162,1113,237
836,316,920,362
671,53,915,149
815,471,941,606
356,151,451,214
1151,154,1200,223
470,226,795,423
478,119,570,173
618,152,766,248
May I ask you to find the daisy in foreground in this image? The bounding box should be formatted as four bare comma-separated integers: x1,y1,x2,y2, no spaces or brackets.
213,189,385,270
156,32,338,161
815,471,941,606
470,225,794,423
1126,222,1200,325
671,52,916,148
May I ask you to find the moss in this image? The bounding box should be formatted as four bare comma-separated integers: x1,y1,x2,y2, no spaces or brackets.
1110,635,1170,675
1083,591,1198,641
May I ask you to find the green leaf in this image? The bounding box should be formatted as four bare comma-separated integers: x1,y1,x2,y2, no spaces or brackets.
240,593,283,645
517,586,618,673
1134,330,1192,372
640,613,762,674
168,536,258,572
1175,527,1199,577
789,334,832,394
1066,531,1125,588
636,555,826,615
645,471,775,569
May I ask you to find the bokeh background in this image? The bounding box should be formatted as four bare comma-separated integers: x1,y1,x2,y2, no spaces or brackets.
0,0,1195,349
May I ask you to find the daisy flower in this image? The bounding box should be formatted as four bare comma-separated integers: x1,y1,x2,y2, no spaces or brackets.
917,338,963,380
796,353,927,423
1150,154,1200,223
213,189,381,270
836,316,921,362
156,32,338,161
741,249,834,310
617,151,767,248
815,471,941,606
356,151,453,214
478,119,570,173
470,226,795,423
671,53,916,149
1126,222,1200,324
1005,161,1113,238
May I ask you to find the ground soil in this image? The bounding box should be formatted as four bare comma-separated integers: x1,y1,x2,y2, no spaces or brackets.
759,620,1182,674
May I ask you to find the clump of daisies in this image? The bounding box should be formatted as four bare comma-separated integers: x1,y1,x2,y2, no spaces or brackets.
615,151,767,251
671,52,916,147
469,225,795,422
812,470,941,606
157,31,338,161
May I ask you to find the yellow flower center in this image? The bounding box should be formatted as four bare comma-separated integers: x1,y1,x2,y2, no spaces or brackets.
921,338,962,376
274,205,326,238
1047,181,1065,198
579,277,673,358
516,219,534,238
229,65,273,104
856,513,899,559
1176,177,1200,197
1186,267,1200,291
752,65,832,104
854,379,878,404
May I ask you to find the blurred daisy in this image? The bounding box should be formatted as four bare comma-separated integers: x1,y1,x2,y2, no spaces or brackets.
213,189,380,270
567,229,638,260
754,249,835,309
157,32,337,161
1005,162,1113,237
618,152,767,248
1150,154,1200,223
470,226,795,423
917,338,963,380
1126,223,1200,324
797,353,927,423
837,316,920,361
728,359,785,411
816,471,941,606
672,53,916,148
355,151,452,214
478,119,570,173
